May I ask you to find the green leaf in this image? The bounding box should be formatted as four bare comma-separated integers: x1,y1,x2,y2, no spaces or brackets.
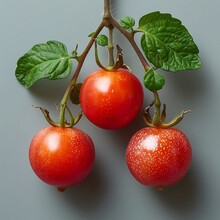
71,44,78,57
88,32,95,37
144,68,165,92
15,41,72,88
88,32,108,46
138,11,202,71
96,35,108,46
70,83,82,105
119,16,135,30
139,11,172,27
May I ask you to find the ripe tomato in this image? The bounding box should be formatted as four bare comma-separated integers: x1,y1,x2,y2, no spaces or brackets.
29,126,95,191
79,69,144,129
126,127,192,189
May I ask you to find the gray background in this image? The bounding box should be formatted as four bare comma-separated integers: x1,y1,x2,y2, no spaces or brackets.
1,0,219,219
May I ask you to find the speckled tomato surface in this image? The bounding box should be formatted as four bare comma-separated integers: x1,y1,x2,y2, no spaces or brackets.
29,126,95,191
126,127,192,188
79,69,144,130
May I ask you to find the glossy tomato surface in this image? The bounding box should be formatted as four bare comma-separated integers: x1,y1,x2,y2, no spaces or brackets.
29,126,95,191
80,69,144,130
126,127,192,188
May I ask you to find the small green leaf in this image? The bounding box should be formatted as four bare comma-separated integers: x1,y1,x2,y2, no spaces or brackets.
88,32,95,37
138,11,202,71
70,83,82,105
71,44,78,57
15,41,72,88
88,32,108,46
144,68,165,92
119,16,135,30
96,35,108,46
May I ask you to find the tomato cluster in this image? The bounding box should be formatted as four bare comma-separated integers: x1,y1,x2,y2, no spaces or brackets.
29,69,192,191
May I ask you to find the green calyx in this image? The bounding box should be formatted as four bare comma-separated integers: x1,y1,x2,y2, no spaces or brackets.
143,91,191,128
34,105,82,128
33,81,83,128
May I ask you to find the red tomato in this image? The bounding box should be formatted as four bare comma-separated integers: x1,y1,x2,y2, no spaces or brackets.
29,126,95,191
126,127,192,189
79,69,144,130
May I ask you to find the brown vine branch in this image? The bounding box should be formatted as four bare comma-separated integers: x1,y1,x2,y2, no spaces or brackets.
59,22,105,127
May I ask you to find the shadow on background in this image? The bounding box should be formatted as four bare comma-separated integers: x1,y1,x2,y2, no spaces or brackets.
29,79,68,102
151,164,201,215
165,59,209,106
58,160,108,215
105,115,146,159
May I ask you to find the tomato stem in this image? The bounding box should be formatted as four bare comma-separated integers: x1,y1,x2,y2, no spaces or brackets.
108,25,115,67
104,0,111,18
152,91,162,127
94,41,109,71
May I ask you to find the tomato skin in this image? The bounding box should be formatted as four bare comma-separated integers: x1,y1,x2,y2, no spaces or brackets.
126,127,192,188
80,69,144,130
29,126,95,190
